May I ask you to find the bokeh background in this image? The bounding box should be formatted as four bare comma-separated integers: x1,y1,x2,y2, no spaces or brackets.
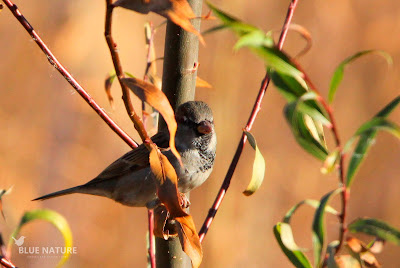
1,0,400,267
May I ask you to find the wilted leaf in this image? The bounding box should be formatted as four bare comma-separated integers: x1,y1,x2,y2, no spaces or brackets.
348,218,400,246
153,205,173,239
312,188,343,267
273,223,312,268
335,255,361,268
321,149,340,174
283,199,338,224
346,96,400,186
122,77,181,162
115,0,204,44
8,209,73,267
328,50,392,103
196,76,212,88
105,73,117,108
288,24,312,58
368,238,385,254
243,131,266,196
346,237,381,268
175,215,202,268
149,145,186,217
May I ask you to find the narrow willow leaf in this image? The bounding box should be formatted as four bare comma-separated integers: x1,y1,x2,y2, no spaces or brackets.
0,186,12,220
270,70,308,102
354,117,400,138
348,218,400,246
243,131,266,196
327,240,340,268
234,30,274,51
285,103,328,160
207,2,306,87
346,96,400,186
274,223,312,268
279,222,306,251
321,149,340,174
8,209,72,267
328,50,392,103
312,188,343,267
207,2,258,36
284,199,338,224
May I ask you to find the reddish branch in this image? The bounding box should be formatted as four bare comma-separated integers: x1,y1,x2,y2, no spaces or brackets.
292,62,348,254
0,256,17,268
199,0,299,242
1,0,138,149
104,0,151,145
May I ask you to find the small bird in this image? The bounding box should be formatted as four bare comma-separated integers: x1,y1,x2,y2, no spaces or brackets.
34,101,216,208
12,236,25,246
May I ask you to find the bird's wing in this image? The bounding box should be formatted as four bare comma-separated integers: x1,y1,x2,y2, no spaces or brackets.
85,131,170,184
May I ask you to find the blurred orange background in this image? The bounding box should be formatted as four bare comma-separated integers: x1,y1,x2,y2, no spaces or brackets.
1,0,400,267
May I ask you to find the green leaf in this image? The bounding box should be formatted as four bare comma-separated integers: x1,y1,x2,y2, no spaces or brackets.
270,70,308,102
328,50,392,103
207,2,306,87
284,199,338,224
354,117,400,138
348,218,400,246
312,188,342,267
243,131,266,196
274,223,312,268
8,209,73,267
285,103,329,160
346,96,400,186
234,30,274,51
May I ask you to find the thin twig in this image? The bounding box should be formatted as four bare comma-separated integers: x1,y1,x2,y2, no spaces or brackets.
1,0,139,149
0,256,17,268
147,210,156,268
104,0,151,145
198,0,299,242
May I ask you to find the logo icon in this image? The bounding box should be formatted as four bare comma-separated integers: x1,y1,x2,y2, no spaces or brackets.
12,236,25,247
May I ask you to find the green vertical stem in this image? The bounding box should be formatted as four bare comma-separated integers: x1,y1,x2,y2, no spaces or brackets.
156,0,202,267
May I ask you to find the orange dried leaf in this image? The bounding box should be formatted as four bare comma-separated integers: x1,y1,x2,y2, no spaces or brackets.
114,0,204,44
196,76,212,88
175,215,202,268
346,237,366,253
360,251,380,268
122,77,181,163
153,205,176,239
149,145,186,217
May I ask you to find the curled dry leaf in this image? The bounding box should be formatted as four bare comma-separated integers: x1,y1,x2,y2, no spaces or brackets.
175,215,203,268
196,76,212,88
114,0,204,44
153,205,177,239
346,237,381,268
288,24,312,59
122,77,181,163
149,145,186,217
104,73,117,108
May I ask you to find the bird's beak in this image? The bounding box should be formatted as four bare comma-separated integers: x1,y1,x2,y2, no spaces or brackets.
197,121,213,134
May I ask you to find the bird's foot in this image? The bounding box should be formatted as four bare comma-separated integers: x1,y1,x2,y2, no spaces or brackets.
179,193,191,209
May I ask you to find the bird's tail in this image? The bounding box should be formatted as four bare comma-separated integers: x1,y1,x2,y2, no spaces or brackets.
32,186,83,201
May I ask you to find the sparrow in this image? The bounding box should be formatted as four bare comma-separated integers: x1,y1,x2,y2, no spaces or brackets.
33,101,216,208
